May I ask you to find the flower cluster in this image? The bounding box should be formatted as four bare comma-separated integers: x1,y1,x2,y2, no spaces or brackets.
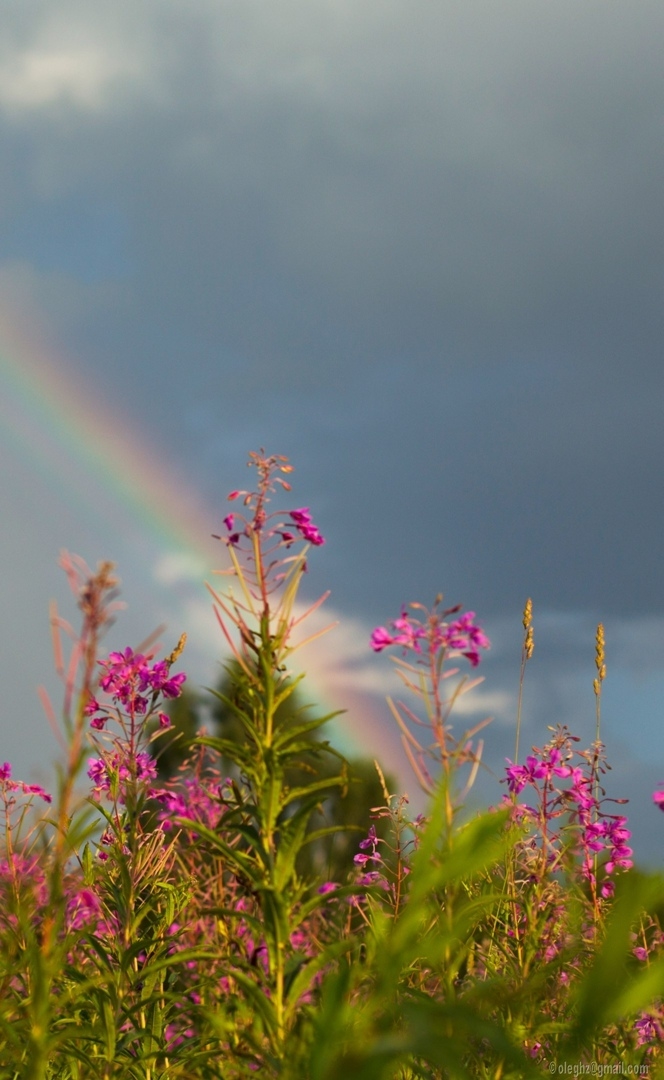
635,1011,664,1048
504,747,572,795
87,751,158,797
287,507,325,546
0,852,49,904
370,606,490,667
66,886,104,932
220,502,325,549
503,733,633,895
154,774,230,835
85,646,186,728
216,451,325,557
353,825,388,889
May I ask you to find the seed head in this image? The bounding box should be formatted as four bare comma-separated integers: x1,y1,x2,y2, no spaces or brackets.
165,633,187,667
595,624,606,680
522,599,534,659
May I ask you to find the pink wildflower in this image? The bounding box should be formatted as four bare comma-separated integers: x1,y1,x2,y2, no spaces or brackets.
635,1013,664,1046
25,784,52,803
370,610,426,653
154,775,226,834
87,750,156,800
162,672,187,699
66,887,102,931
289,507,312,526
371,603,489,663
135,753,158,783
504,756,546,794
369,626,396,652
87,758,110,789
359,825,377,850
357,871,389,889
289,508,325,546
440,611,491,666
0,763,52,803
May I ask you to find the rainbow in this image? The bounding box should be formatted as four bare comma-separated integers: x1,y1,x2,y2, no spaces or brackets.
0,297,404,777
0,304,217,560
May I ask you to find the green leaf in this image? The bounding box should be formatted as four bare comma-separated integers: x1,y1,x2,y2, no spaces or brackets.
285,938,357,1021
196,735,257,773
281,774,346,810
224,968,278,1039
203,691,263,749
184,820,267,887
272,713,343,752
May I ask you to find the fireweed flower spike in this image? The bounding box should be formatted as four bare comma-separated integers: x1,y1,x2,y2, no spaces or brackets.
370,604,490,665
369,626,397,652
85,639,187,807
87,644,187,721
213,453,325,560
370,609,428,654
502,729,633,901
199,449,345,1060
371,598,491,822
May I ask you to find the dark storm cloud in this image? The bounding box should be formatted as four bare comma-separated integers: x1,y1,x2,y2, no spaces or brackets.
135,2,664,365
1,0,663,623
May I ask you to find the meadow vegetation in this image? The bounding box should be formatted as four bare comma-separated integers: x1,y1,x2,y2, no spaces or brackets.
2,450,664,1079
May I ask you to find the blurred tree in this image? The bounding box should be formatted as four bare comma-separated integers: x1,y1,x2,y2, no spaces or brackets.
151,686,201,781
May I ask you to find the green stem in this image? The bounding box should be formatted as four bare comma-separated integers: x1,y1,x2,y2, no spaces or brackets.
514,648,527,766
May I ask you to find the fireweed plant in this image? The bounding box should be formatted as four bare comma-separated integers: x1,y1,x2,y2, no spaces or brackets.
2,453,664,1078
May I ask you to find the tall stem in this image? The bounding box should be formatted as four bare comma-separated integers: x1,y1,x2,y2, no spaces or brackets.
514,599,533,766
592,623,605,808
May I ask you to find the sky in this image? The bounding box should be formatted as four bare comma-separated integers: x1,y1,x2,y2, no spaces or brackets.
1,0,664,862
